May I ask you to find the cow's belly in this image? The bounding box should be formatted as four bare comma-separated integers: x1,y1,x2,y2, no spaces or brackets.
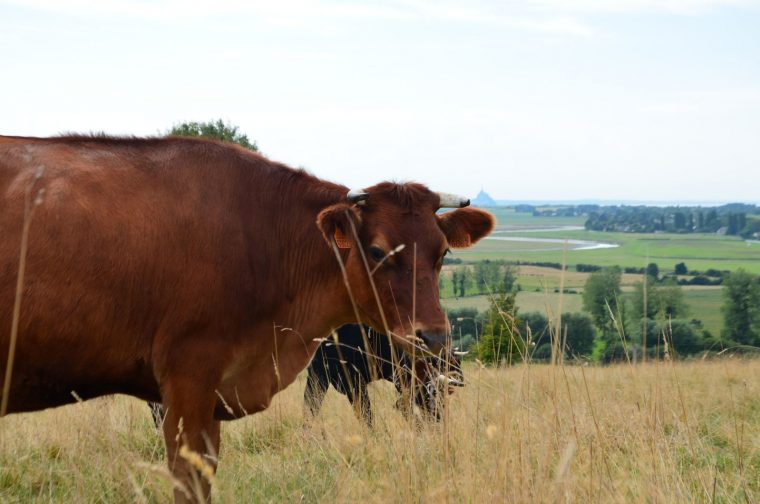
7,346,160,413
215,336,321,419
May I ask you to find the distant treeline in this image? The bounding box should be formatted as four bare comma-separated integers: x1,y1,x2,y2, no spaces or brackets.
583,204,760,237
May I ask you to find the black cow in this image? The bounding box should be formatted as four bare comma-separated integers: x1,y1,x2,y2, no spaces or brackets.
303,324,464,426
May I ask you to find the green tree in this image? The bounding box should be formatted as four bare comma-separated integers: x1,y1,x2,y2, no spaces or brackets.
519,312,550,348
448,307,481,352
476,293,524,365
457,266,473,298
561,313,596,357
632,280,658,321
450,270,460,298
664,320,704,355
646,263,659,280
657,279,688,319
674,212,686,230
721,269,760,346
634,278,688,321
674,262,688,275
582,267,623,337
474,260,501,294
167,119,258,151
501,264,518,293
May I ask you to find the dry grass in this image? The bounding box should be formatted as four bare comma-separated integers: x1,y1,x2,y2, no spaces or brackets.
1,359,758,503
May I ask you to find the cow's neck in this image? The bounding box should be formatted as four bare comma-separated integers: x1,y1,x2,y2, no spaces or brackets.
247,167,353,342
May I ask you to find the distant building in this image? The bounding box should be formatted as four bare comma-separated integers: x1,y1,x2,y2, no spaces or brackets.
472,189,497,207
716,226,728,236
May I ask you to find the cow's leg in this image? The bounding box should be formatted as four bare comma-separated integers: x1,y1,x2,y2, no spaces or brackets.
303,364,329,421
347,380,373,427
161,381,220,504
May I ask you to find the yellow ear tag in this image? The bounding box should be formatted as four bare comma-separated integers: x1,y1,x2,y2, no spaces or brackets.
448,236,471,248
334,228,352,249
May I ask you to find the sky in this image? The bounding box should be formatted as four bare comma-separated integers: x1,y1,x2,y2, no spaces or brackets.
1,0,759,203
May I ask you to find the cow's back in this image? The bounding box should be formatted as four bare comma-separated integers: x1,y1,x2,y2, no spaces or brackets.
0,136,267,410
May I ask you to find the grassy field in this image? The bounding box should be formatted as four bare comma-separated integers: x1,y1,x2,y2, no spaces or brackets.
2,360,758,502
443,283,725,337
439,208,755,339
451,210,760,274
441,263,727,336
481,207,586,230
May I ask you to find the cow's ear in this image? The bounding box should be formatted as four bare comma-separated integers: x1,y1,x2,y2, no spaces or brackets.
317,203,363,250
438,208,494,248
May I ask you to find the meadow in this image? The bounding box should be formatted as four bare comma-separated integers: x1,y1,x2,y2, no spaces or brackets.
441,267,726,336
453,209,760,274
1,359,758,502
2,207,756,502
440,208,760,338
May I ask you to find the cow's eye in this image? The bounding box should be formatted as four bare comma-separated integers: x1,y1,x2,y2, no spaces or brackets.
368,246,386,262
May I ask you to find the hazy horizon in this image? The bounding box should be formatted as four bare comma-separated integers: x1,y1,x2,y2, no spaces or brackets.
2,0,759,202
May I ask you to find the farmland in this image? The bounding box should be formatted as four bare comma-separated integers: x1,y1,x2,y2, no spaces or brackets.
441,208,760,339
2,360,758,502
451,209,760,274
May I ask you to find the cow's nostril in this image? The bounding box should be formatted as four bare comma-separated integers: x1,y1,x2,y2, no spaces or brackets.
415,329,423,339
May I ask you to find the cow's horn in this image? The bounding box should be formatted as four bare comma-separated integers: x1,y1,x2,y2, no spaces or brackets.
347,189,369,205
437,192,470,208
453,350,469,356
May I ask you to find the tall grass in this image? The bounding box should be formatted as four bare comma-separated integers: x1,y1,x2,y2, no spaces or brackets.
1,358,758,502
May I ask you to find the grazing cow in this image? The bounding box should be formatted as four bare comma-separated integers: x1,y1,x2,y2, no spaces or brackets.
303,324,465,426
0,134,493,503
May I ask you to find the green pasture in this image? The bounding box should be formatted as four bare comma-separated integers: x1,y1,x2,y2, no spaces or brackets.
443,291,583,319
480,207,585,230
441,210,747,339
454,211,760,274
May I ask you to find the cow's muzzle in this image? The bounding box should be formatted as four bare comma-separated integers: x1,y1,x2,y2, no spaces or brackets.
415,329,450,355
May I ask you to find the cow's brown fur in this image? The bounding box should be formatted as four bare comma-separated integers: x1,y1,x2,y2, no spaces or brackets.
0,134,493,502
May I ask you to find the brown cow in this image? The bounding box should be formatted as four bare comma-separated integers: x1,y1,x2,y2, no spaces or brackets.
0,134,493,502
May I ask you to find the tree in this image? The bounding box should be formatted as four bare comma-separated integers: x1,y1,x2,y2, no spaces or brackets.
519,312,550,347
501,264,518,293
721,269,760,346
448,307,482,351
582,267,622,334
664,320,704,355
674,262,688,275
657,279,688,319
167,119,258,151
674,212,686,230
451,270,460,298
706,209,718,227
562,313,595,357
646,263,659,280
458,266,474,298
474,260,501,294
727,213,739,235
631,280,658,321
631,279,688,333
476,293,524,365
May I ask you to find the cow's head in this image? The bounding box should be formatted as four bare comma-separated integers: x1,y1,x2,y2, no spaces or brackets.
317,182,493,355
394,351,465,422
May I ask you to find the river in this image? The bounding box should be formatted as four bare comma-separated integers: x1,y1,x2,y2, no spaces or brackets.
485,226,619,252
